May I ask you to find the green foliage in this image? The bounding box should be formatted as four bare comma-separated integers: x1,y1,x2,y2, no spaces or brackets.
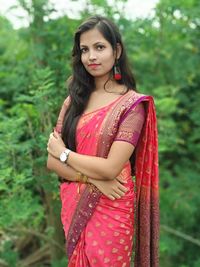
0,0,200,266
51,257,68,267
0,241,18,267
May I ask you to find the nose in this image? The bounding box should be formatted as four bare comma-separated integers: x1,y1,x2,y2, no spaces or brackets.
88,49,97,61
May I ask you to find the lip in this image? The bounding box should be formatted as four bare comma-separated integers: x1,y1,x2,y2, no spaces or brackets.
88,63,101,68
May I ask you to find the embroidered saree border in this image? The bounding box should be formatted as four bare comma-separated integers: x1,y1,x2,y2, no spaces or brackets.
66,184,100,258
134,97,159,267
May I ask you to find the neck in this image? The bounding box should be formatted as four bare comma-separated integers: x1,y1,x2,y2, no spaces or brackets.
94,75,117,93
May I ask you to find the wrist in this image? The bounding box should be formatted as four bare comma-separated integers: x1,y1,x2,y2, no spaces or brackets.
66,150,74,166
59,148,71,164
75,171,90,183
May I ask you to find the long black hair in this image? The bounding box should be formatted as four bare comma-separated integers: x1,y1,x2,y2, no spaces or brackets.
61,15,136,151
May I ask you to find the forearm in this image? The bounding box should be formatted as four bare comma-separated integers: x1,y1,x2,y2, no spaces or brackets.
67,151,118,180
47,154,77,181
47,131,127,180
47,154,109,182
46,154,128,201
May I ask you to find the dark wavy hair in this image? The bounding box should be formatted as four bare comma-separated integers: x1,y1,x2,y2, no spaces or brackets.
62,15,136,151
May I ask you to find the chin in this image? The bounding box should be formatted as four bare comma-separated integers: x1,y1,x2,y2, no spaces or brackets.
89,71,111,78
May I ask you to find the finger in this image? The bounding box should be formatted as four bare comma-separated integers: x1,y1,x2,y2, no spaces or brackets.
114,180,128,191
51,132,57,138
49,133,54,139
111,192,122,199
116,177,127,184
53,130,61,139
54,130,59,136
53,131,58,138
108,195,115,201
114,188,126,196
47,142,51,149
117,184,128,193
47,147,52,154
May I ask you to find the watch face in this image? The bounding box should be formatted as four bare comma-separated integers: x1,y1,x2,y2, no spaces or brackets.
60,152,67,162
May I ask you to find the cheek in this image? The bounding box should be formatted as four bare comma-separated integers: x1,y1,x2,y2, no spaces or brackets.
105,55,115,69
104,51,115,65
81,54,87,66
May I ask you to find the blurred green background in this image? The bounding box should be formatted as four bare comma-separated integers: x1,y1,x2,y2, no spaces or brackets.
0,0,200,266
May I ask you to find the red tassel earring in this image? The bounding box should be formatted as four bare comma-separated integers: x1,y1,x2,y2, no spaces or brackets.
114,61,122,81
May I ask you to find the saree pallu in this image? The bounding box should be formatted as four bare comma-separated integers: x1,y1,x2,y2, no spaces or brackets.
56,90,159,267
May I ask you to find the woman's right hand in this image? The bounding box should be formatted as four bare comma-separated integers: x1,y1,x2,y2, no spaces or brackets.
88,177,128,200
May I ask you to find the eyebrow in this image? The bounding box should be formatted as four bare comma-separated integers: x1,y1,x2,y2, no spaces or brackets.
80,41,106,47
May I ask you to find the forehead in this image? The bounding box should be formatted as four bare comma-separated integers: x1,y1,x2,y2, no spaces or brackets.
80,28,109,46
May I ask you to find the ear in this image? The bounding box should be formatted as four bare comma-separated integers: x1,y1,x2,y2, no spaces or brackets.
115,43,122,60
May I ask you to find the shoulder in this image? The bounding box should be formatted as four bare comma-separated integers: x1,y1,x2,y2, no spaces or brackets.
120,90,156,118
127,89,155,104
127,89,148,98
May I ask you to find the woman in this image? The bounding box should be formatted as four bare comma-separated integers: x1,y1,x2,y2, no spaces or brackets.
47,16,159,267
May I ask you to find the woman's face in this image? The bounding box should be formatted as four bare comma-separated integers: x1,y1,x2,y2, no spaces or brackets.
79,28,117,80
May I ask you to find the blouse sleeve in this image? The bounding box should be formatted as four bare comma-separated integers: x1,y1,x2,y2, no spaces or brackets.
114,102,145,147
55,96,70,134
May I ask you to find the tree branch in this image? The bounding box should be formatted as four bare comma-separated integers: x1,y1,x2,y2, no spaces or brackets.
161,224,200,247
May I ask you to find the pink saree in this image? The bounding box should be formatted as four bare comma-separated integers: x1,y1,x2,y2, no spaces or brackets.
55,90,159,267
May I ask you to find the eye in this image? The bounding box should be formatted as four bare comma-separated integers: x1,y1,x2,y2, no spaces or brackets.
96,44,105,51
80,47,88,53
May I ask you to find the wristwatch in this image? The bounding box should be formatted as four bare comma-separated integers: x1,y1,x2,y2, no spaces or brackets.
59,149,71,164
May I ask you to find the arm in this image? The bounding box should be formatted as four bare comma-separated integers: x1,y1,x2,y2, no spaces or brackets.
67,142,135,180
47,130,135,180
47,102,145,180
47,153,78,182
68,102,146,179
47,96,73,179
47,134,134,180
47,153,128,200
46,96,127,198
